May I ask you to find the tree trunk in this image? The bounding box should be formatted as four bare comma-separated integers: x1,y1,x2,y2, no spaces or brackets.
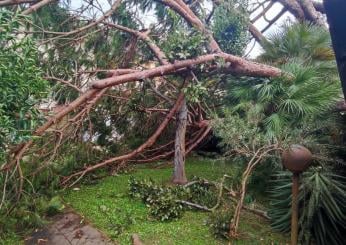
172,97,188,184
324,0,346,99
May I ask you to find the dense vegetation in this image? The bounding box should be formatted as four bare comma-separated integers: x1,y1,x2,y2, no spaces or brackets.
0,1,345,244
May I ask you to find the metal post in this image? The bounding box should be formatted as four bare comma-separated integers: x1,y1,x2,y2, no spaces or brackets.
291,172,300,245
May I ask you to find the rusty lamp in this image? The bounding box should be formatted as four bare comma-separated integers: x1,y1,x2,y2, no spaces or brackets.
282,144,312,245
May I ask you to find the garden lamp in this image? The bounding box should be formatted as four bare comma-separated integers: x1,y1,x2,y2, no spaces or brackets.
282,144,312,245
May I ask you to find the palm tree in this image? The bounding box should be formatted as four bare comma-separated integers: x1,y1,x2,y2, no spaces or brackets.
226,22,341,140
217,22,345,244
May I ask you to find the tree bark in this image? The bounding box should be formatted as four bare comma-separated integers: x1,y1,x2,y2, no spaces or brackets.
172,97,188,184
92,53,282,89
324,0,346,99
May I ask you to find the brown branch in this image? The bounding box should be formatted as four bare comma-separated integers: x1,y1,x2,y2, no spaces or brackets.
1,69,134,172
300,0,325,26
104,22,170,65
92,53,282,89
45,76,82,93
40,0,122,42
0,0,35,7
274,0,305,20
22,0,55,15
260,7,286,33
61,93,185,186
249,23,267,44
230,145,278,237
159,0,221,52
186,126,211,154
251,1,275,23
177,200,212,212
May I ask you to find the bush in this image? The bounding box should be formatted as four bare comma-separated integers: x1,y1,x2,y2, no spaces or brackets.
0,195,47,234
207,209,234,240
128,177,184,221
99,206,135,238
187,177,218,207
46,196,65,216
128,177,218,221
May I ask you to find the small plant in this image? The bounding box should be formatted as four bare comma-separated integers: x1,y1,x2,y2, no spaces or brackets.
128,177,218,221
187,177,218,207
99,205,135,238
128,177,184,221
46,196,65,216
207,209,234,240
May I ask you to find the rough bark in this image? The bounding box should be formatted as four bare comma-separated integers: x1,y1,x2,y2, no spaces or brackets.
92,53,282,89
324,0,346,99
172,97,188,184
300,0,325,26
275,0,306,20
249,23,267,44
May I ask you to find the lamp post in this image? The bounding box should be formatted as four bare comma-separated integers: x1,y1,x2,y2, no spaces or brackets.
282,144,312,245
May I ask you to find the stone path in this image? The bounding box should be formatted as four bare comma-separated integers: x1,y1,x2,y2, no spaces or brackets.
24,211,115,245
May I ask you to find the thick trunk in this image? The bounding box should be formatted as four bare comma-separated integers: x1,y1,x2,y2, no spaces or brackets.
172,97,188,184
324,0,346,99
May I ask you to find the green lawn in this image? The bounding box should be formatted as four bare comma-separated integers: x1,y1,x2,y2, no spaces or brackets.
0,233,22,245
64,158,289,244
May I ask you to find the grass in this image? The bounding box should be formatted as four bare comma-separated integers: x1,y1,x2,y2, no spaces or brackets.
64,158,289,244
0,233,22,245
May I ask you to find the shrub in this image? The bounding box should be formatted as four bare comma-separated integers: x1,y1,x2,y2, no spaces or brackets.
268,168,346,245
128,177,218,221
207,209,234,240
128,177,184,221
46,196,65,216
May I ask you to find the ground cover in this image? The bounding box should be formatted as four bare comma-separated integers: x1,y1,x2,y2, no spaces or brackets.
63,158,289,244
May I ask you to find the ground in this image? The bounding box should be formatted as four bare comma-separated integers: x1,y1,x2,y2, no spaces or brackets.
0,158,289,245
63,158,289,244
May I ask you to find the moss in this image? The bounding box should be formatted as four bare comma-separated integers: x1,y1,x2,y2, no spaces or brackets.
64,158,289,244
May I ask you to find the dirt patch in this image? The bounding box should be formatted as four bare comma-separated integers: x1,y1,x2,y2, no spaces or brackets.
24,210,115,245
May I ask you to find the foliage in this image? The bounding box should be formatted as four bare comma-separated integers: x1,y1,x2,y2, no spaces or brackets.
0,194,45,234
128,177,185,221
0,10,48,161
225,23,340,140
259,22,335,65
187,177,218,207
212,109,268,152
183,83,208,103
207,209,234,240
65,158,288,244
268,168,346,245
212,1,249,55
46,196,65,216
161,29,208,61
99,205,135,238
213,22,344,243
